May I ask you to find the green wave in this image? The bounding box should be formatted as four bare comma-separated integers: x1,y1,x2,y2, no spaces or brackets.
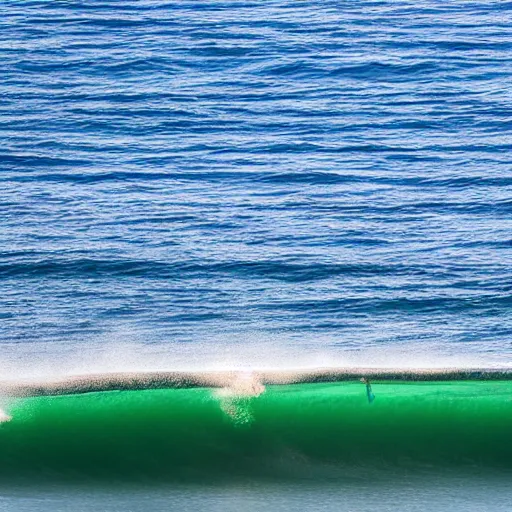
1,381,511,483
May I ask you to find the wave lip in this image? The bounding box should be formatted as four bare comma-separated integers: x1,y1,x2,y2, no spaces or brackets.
2,367,512,397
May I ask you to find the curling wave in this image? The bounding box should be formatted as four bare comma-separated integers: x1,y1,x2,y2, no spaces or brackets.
0,380,511,484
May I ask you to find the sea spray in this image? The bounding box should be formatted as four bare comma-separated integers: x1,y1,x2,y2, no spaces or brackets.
0,394,12,423
215,372,265,425
0,408,11,423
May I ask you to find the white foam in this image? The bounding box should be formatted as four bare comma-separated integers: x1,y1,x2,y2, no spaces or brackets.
0,329,510,385
0,408,12,423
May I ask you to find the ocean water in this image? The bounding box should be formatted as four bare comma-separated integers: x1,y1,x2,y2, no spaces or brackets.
1,382,512,511
1,0,512,509
3,382,512,481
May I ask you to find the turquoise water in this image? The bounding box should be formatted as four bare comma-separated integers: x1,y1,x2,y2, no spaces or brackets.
1,382,511,483
1,381,512,510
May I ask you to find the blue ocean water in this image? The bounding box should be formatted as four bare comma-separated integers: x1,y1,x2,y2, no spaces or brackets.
1,0,511,370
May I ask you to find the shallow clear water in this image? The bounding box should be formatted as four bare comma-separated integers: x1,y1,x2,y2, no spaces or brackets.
2,479,512,512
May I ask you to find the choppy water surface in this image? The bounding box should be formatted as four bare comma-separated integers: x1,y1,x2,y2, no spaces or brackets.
1,1,511,366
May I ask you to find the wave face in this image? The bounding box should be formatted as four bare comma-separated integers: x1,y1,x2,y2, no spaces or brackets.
1,382,511,484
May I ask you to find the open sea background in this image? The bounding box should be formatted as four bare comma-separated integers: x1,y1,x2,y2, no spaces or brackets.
1,0,512,373
1,1,512,510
